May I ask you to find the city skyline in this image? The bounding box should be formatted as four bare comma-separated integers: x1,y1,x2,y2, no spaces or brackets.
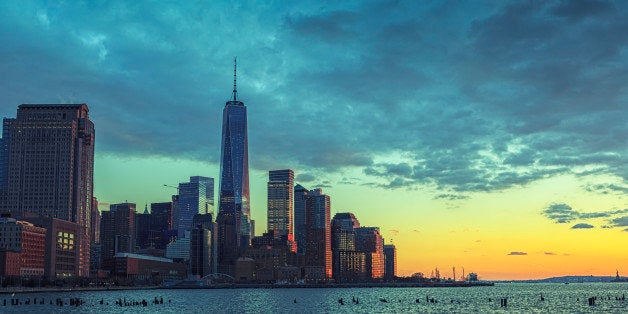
0,1,626,280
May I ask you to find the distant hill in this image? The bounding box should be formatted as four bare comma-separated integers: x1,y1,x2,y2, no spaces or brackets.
501,275,628,283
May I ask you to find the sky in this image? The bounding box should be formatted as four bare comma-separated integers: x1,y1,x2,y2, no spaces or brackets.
1,0,626,280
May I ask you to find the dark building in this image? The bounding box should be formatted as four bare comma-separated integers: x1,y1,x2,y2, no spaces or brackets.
190,214,213,278
267,170,294,238
0,104,95,277
331,213,366,282
217,60,252,276
90,197,100,244
112,253,186,281
0,119,12,198
384,244,397,281
22,216,82,279
100,203,136,271
304,189,331,280
135,205,152,249
293,184,308,255
151,201,174,249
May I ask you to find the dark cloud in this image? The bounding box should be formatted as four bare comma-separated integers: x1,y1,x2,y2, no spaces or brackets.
584,183,628,195
610,216,628,227
544,252,556,255
434,194,470,201
542,203,577,223
571,223,594,229
542,203,628,224
1,1,626,196
296,173,315,183
508,252,527,256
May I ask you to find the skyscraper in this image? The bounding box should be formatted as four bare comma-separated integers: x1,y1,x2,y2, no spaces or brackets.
1,104,95,277
383,243,397,281
217,59,252,275
150,201,174,249
267,169,294,238
190,213,215,277
331,212,366,282
100,203,136,271
304,189,332,279
177,176,214,238
293,184,308,255
355,227,385,279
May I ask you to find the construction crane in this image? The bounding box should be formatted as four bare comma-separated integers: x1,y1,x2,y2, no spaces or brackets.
163,184,179,190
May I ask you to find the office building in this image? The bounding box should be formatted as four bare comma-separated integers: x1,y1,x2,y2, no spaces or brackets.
293,184,308,255
304,189,331,280
90,197,100,244
0,104,95,277
136,205,152,249
355,227,385,279
217,60,252,275
190,214,213,278
22,216,82,278
331,213,366,282
150,202,174,249
177,176,214,238
267,170,294,238
0,218,46,277
100,203,136,270
384,244,397,281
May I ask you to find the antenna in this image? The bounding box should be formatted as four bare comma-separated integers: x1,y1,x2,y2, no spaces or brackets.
232,57,238,101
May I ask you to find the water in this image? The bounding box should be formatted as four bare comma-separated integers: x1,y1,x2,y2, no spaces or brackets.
0,283,626,313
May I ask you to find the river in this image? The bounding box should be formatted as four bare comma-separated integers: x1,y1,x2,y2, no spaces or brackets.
0,282,626,313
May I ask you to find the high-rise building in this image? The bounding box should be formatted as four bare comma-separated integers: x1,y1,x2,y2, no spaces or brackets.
177,176,214,238
304,189,331,280
190,213,214,277
267,169,294,238
0,119,13,197
383,244,397,281
331,212,366,282
0,104,95,277
355,227,385,279
293,184,308,255
217,59,252,275
136,205,152,249
100,203,136,270
90,197,100,244
150,202,174,249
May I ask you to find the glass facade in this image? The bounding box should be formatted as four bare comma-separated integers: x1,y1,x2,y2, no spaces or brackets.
177,176,214,238
267,169,294,237
217,98,251,275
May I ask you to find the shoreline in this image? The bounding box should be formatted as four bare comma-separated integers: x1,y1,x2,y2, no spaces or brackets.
0,282,493,294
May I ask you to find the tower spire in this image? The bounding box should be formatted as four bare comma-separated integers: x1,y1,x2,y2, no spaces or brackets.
232,57,238,101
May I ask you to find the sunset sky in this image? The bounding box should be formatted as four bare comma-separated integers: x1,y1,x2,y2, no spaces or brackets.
1,1,626,280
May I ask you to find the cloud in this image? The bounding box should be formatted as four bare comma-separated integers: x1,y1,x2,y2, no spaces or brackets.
1,1,626,197
624,228,628,232
610,216,628,227
508,252,527,256
296,173,315,183
412,229,420,234
542,203,628,224
584,183,628,195
571,223,594,229
433,194,470,201
544,252,556,255
389,229,399,236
